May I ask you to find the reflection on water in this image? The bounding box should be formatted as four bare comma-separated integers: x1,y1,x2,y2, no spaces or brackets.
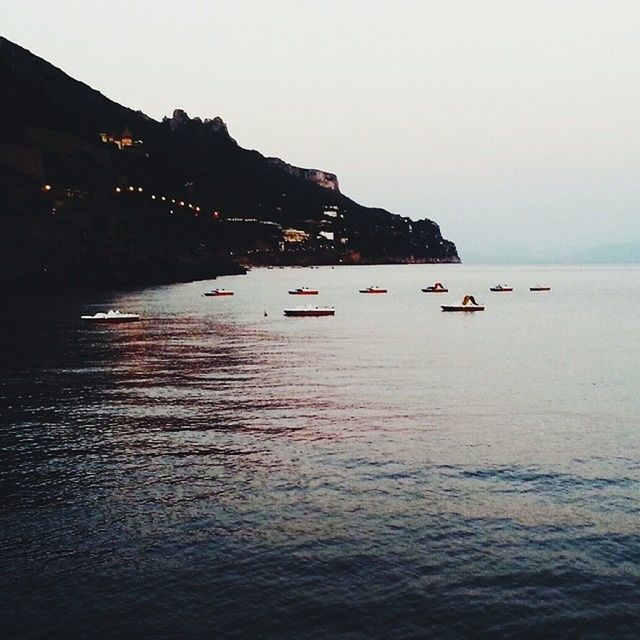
1,265,639,639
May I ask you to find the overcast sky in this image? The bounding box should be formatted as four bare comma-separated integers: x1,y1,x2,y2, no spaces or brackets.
5,0,640,261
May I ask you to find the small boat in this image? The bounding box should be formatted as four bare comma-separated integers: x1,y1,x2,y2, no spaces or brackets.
284,306,335,317
204,288,234,296
288,287,319,295
530,285,551,291
422,282,448,293
490,284,513,292
81,310,140,323
441,295,485,312
359,286,387,294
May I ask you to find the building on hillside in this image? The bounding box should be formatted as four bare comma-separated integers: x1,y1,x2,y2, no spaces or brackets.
282,228,310,243
323,205,340,218
318,230,334,242
99,126,142,150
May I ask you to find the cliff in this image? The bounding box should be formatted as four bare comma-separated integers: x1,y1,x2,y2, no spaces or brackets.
266,157,340,192
0,36,459,288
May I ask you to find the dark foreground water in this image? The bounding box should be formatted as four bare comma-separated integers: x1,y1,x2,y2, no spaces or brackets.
1,265,639,639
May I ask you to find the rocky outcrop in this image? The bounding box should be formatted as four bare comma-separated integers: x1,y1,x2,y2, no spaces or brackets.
204,115,230,136
163,109,236,143
267,157,340,192
165,108,191,132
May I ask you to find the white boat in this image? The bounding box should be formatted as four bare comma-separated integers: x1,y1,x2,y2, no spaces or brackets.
490,284,513,292
284,306,335,317
204,288,234,296
81,310,140,323
441,295,484,312
359,286,387,294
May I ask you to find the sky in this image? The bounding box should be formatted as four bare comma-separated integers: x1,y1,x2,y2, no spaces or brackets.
4,0,640,262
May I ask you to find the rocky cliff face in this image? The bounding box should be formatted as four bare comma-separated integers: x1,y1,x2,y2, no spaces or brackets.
266,157,340,192
162,108,236,143
165,111,340,192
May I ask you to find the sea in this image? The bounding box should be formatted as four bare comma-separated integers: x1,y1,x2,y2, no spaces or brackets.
1,264,639,639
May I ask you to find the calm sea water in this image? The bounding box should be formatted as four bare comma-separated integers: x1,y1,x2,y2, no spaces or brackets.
1,265,639,639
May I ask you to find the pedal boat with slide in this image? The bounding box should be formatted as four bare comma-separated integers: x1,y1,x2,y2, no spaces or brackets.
422,282,448,293
441,295,485,312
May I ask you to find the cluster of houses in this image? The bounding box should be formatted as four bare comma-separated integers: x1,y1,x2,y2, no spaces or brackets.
99,126,143,150
281,206,348,249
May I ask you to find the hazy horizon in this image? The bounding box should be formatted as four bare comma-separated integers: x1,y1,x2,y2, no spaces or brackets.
4,0,639,262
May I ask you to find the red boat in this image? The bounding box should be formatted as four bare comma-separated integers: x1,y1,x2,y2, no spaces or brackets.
288,287,319,295
204,289,234,296
359,286,387,294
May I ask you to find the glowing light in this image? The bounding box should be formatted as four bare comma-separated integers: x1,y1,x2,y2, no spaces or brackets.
138,187,143,192
151,195,156,199
115,187,122,193
161,196,166,201
128,186,134,191
43,184,52,191
179,201,185,206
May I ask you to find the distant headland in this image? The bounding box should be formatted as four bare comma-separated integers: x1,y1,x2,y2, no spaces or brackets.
0,36,459,289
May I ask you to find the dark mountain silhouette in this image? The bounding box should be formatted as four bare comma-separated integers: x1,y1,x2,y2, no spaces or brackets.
0,36,459,288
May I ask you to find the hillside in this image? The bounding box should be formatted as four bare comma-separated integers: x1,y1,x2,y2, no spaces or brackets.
0,36,459,288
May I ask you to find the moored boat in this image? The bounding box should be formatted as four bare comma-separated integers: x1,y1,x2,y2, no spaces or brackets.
204,288,234,296
529,285,551,291
421,282,448,293
441,295,484,312
490,284,513,292
288,287,319,295
359,286,387,294
284,306,335,317
81,310,141,323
